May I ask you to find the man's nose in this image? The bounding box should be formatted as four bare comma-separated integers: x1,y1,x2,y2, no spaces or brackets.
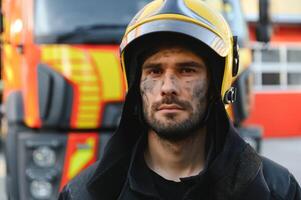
160,74,179,96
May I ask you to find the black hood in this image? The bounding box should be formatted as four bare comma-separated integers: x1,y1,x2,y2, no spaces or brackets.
85,86,261,199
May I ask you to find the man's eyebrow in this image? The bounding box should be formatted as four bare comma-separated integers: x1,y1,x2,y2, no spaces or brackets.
176,61,206,68
142,63,162,70
142,61,206,70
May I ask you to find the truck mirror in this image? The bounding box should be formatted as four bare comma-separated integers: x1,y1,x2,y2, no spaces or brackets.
0,11,3,33
256,0,272,43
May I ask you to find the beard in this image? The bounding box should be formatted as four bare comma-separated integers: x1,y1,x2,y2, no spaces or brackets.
143,95,207,142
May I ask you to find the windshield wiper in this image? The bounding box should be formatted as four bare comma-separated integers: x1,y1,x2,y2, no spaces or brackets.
74,24,127,31
56,24,127,43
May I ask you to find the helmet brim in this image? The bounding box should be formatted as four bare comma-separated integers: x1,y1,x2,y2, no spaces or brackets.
121,19,229,57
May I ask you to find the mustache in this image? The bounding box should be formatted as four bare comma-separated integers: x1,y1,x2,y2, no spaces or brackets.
152,96,192,111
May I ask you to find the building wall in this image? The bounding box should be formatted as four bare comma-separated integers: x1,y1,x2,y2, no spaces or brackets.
241,0,301,22
241,0,301,137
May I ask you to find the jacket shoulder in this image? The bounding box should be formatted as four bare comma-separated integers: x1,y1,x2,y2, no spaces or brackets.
58,161,99,200
261,157,300,199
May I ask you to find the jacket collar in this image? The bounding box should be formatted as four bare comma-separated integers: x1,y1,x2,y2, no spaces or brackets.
86,124,262,200
127,134,161,198
210,125,262,199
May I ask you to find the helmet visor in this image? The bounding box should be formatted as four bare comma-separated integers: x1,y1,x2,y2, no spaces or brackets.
121,19,229,57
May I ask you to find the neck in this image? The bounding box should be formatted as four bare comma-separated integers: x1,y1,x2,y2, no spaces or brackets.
144,128,206,182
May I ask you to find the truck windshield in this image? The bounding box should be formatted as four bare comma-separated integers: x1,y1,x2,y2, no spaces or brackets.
34,0,151,44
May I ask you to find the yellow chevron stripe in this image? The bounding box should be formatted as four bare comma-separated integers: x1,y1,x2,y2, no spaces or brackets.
78,113,99,118
80,95,101,102
41,47,55,60
90,51,122,100
61,47,86,60
71,75,97,82
4,45,12,58
42,45,87,61
77,121,98,127
3,45,14,83
77,111,99,117
78,105,99,111
40,46,125,129
41,46,103,128
79,85,99,92
68,138,96,179
68,64,92,70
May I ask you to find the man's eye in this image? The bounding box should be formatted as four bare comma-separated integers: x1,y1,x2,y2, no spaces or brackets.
149,69,162,75
180,68,196,74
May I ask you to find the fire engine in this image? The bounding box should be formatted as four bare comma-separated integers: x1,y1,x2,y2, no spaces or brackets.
0,0,153,199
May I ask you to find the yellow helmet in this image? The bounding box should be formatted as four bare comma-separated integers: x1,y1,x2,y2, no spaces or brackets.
120,0,239,104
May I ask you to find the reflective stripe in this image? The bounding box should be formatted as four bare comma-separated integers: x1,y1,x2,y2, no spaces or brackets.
121,19,228,57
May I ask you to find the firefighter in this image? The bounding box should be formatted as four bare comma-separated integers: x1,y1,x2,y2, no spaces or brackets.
59,0,301,199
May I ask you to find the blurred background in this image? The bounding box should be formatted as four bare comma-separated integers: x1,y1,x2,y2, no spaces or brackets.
0,0,300,199
241,0,301,187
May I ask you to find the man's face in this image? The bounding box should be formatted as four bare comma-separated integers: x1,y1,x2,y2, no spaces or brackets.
140,46,209,141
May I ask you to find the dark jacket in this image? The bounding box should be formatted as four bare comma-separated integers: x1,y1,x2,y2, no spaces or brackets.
58,132,301,199
58,86,301,200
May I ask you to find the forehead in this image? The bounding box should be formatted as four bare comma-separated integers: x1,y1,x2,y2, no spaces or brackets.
142,45,206,64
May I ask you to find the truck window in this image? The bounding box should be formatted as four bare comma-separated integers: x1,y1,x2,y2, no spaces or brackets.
34,0,151,44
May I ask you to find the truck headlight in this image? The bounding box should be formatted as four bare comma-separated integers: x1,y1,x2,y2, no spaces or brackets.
30,180,52,199
33,146,56,168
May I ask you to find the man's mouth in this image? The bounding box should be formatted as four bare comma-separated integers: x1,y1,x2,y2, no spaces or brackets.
151,97,192,113
157,104,184,111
